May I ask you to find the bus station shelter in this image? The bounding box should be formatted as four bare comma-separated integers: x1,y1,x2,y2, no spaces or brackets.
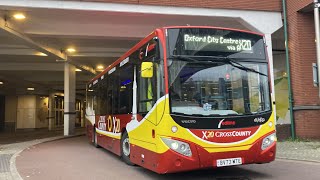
0,0,312,139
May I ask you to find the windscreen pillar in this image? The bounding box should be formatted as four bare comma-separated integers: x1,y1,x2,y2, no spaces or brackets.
64,62,76,136
265,34,277,121
48,92,55,130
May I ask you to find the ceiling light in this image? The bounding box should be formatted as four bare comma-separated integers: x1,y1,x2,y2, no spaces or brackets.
27,87,35,91
66,48,76,53
13,13,26,20
75,69,82,72
0,81,3,85
35,52,47,56
97,65,104,70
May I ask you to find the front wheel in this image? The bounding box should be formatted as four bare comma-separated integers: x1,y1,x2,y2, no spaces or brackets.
121,131,135,165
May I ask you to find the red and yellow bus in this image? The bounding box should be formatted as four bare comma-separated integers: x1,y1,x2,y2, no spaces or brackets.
86,26,276,174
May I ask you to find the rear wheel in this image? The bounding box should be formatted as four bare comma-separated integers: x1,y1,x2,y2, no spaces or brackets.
121,131,135,165
93,127,100,148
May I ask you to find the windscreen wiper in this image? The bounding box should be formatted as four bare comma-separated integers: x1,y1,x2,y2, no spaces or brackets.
224,57,268,77
172,112,222,117
171,112,206,117
169,55,267,77
168,55,198,62
184,55,267,77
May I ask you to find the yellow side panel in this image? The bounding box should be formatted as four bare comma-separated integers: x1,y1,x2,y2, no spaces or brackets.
128,96,170,152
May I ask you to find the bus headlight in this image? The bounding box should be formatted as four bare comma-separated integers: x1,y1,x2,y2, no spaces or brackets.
261,133,276,150
161,138,192,157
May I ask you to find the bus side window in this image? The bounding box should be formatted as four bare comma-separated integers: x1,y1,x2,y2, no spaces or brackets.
118,65,133,114
92,84,100,115
107,74,115,115
100,77,110,116
112,71,120,114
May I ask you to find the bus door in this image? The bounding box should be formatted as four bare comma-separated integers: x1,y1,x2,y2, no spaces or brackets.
137,63,156,124
136,39,160,125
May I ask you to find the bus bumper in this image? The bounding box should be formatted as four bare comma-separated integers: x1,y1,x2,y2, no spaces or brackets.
156,133,276,174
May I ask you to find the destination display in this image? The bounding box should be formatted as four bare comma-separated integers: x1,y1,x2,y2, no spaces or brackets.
183,34,253,53
167,28,266,59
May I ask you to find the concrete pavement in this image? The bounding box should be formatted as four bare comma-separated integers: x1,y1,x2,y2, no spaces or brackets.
15,136,320,180
0,136,67,180
0,129,320,179
0,128,85,180
0,128,83,145
276,140,320,163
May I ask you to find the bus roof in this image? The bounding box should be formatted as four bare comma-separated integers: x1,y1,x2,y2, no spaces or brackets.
88,26,264,85
162,26,264,36
89,30,158,84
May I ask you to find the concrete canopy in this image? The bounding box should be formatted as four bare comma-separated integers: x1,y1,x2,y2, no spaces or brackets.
0,0,283,96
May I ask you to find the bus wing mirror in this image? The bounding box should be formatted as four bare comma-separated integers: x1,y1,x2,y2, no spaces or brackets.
141,62,153,78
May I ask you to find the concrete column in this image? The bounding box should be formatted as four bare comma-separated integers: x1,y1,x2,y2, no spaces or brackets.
48,92,55,130
265,34,277,121
81,99,85,127
64,62,76,136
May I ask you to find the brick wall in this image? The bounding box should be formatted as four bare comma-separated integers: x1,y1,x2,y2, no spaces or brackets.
289,12,319,105
276,124,292,141
286,0,320,139
287,0,313,16
295,110,320,139
74,0,282,11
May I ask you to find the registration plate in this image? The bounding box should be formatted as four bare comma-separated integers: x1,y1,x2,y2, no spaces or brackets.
216,157,242,167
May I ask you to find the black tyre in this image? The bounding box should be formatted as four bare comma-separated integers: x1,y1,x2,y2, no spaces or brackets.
121,131,135,165
93,127,100,148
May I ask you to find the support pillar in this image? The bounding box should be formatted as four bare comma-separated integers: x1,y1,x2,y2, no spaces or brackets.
265,34,277,121
64,62,76,136
48,92,55,130
81,99,85,127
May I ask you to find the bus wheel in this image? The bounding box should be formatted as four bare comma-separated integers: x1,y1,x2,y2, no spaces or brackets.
121,131,135,165
93,127,100,148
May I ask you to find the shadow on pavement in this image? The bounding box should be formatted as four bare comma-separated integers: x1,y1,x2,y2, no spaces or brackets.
135,165,272,180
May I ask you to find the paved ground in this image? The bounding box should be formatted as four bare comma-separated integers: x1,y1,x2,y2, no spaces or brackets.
277,141,320,162
0,128,85,180
1,129,320,180
0,127,83,145
15,136,320,180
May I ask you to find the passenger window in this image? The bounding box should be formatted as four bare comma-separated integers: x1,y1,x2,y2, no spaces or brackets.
118,65,133,114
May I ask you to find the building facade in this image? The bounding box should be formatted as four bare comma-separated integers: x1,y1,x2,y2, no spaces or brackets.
286,0,320,139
